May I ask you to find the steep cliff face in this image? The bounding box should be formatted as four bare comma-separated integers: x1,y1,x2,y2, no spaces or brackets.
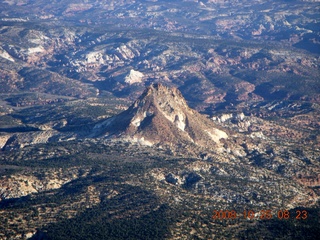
92,83,228,148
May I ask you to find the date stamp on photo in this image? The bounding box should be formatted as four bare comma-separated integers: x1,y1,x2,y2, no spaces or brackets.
212,209,308,220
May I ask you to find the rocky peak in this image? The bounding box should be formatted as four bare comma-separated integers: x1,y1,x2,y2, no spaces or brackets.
130,83,190,130
143,83,186,105
92,83,228,150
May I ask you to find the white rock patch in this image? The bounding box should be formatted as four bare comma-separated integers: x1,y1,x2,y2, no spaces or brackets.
125,69,144,84
131,117,142,127
0,135,10,149
205,129,228,143
174,114,186,131
130,137,153,146
27,46,45,54
0,48,15,62
85,51,105,64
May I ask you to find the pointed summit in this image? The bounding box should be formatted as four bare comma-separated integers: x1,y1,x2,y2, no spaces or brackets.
92,83,228,149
